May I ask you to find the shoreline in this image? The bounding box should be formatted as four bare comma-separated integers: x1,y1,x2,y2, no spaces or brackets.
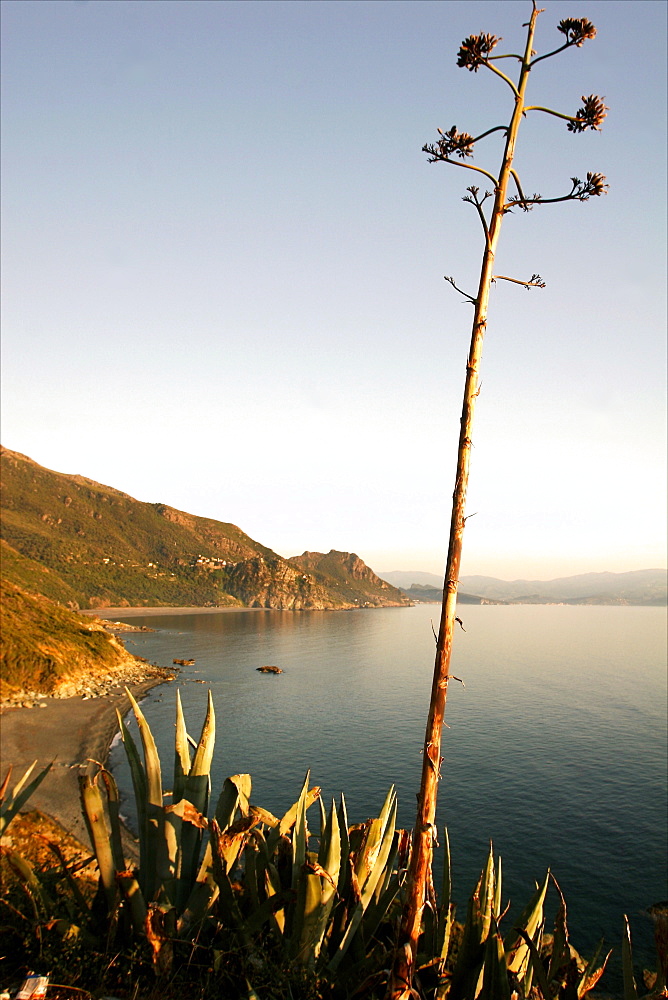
80,605,272,618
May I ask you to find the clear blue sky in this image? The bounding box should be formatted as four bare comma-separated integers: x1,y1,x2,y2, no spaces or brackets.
2,0,666,580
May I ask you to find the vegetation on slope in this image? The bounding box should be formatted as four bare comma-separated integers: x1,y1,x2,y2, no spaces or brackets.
0,579,145,697
0,448,408,610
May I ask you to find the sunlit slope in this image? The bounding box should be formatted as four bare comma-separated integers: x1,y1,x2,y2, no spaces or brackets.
0,578,142,696
289,550,411,607
0,448,408,610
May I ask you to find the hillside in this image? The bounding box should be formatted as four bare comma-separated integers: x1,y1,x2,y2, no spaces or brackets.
0,447,408,611
0,578,169,700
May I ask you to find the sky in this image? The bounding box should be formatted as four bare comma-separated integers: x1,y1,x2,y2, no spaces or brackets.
1,0,666,581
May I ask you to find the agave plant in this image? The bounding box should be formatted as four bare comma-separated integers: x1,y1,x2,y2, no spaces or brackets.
0,691,613,997
77,688,407,984
0,759,53,836
410,840,610,1000
622,908,668,1000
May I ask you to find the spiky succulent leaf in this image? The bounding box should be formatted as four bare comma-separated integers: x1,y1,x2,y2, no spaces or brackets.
0,760,53,836
622,914,638,1000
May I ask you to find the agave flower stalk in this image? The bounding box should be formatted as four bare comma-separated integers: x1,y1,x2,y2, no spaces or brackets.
388,4,607,995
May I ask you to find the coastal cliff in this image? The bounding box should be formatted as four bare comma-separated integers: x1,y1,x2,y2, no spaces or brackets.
0,447,409,611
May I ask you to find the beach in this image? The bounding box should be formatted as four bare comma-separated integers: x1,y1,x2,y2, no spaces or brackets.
0,676,170,851
79,605,272,618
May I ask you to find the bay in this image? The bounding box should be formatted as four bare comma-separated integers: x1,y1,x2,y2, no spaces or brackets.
108,603,667,986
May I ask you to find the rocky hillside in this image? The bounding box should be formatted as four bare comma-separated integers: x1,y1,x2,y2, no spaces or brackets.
0,447,408,611
289,550,410,607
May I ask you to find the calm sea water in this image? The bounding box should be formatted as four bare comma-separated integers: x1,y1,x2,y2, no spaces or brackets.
108,603,667,987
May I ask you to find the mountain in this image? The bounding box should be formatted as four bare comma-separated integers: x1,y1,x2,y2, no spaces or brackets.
379,570,444,590
0,447,409,611
459,570,666,605
401,584,498,605
381,569,666,606
289,551,410,608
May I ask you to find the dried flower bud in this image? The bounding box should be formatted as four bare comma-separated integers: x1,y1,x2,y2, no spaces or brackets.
457,33,500,71
567,94,608,132
434,125,475,159
557,18,597,46
571,172,608,199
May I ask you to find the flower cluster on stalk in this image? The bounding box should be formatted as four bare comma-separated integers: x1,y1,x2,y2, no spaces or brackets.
557,18,597,46
424,125,476,161
456,33,500,71
568,94,608,133
572,172,608,199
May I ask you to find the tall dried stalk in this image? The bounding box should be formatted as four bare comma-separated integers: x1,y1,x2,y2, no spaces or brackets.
388,4,607,996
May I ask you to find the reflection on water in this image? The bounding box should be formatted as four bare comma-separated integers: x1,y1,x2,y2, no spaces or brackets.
109,604,667,979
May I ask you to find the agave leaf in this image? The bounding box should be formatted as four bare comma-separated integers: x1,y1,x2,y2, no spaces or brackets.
504,869,549,974
292,774,310,891
622,914,638,1000
217,814,256,872
46,839,91,918
158,808,182,905
479,915,512,1000
79,774,118,913
187,690,215,792
516,927,552,1000
547,879,569,984
0,766,13,803
263,862,286,934
209,819,253,948
319,795,327,842
441,827,452,911
98,768,125,874
494,855,503,922
125,687,162,807
360,793,397,908
359,868,402,945
437,828,453,960
178,692,216,902
448,870,488,1000
122,691,166,903
117,870,148,934
213,774,252,830
577,940,612,999
116,707,151,890
177,873,219,937
328,790,398,973
173,689,191,804
0,760,53,836
336,793,351,894
250,805,279,829
306,801,342,960
480,842,496,944
264,776,320,855
291,869,323,965
6,850,54,913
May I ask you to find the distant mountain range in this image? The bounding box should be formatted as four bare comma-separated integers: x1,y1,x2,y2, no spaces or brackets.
379,569,666,606
0,447,409,611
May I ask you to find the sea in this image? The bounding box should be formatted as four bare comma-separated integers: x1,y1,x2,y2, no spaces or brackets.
107,602,667,990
